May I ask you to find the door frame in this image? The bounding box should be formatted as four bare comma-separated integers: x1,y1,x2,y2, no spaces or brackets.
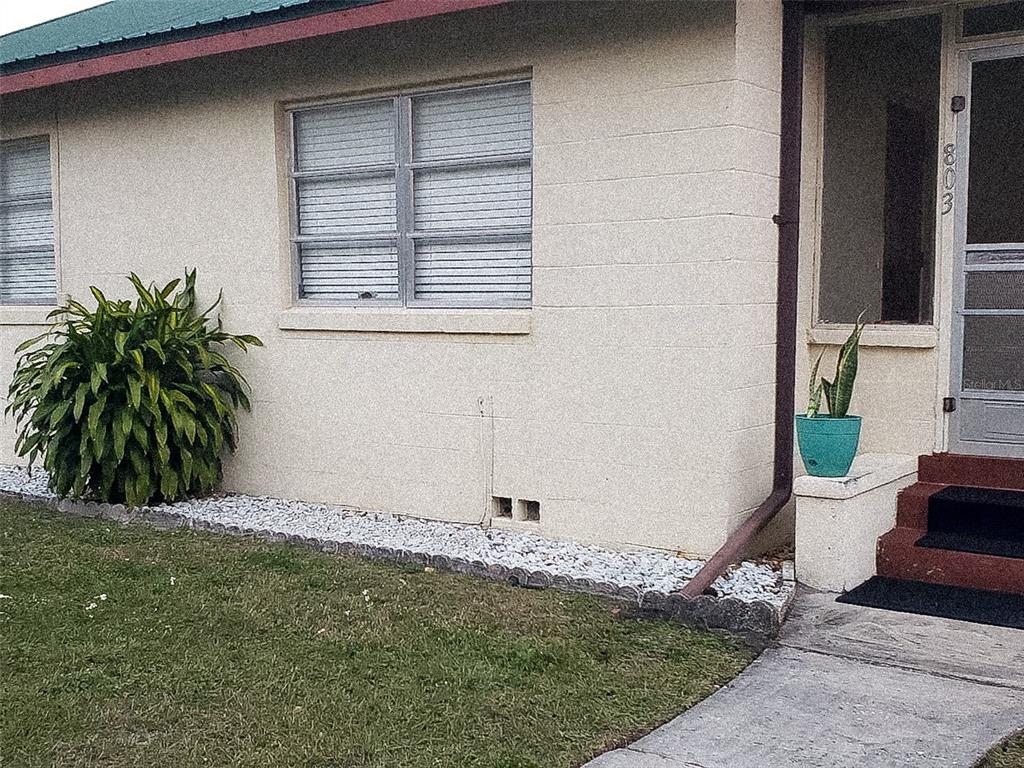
947,41,1024,457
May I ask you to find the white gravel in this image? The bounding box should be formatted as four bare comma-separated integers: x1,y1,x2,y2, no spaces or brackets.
0,465,51,498
0,464,790,606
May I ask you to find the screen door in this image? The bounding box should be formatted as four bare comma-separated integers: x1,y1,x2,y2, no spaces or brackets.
950,46,1024,457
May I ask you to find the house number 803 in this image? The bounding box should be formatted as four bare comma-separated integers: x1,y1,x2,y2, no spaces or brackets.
942,143,955,215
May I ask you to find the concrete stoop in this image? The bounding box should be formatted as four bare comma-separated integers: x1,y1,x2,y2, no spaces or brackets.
878,454,1024,595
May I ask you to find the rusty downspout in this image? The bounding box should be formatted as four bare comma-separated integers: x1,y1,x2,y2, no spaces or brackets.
681,0,805,598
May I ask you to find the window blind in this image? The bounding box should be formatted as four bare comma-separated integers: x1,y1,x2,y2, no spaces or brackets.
411,83,532,161
411,82,531,303
293,101,396,171
0,137,56,304
292,99,399,302
289,80,532,307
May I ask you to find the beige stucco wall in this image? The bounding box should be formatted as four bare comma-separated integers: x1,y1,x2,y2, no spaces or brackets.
0,0,783,556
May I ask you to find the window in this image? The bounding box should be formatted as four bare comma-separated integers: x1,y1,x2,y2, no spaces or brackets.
289,80,532,308
966,56,1024,245
963,1,1024,38
0,136,57,305
816,16,940,325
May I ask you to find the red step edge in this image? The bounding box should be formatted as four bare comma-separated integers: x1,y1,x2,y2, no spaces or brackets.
918,453,1024,491
878,527,1024,594
895,482,947,530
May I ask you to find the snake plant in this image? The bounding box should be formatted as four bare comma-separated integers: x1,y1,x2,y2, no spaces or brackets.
806,313,865,418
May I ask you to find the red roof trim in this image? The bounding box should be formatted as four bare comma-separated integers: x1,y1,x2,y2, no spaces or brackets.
0,0,510,95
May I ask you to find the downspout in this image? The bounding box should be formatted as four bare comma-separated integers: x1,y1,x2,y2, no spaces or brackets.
681,0,805,598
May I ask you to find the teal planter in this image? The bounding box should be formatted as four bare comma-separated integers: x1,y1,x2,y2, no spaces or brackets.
795,415,862,477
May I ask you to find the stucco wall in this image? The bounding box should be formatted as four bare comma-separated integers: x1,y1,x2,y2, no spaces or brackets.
0,0,783,556
724,0,784,536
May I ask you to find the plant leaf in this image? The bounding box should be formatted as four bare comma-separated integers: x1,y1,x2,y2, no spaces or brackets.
829,313,866,418
807,351,824,417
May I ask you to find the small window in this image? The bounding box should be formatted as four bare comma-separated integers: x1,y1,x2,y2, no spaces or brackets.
0,136,57,305
963,1,1024,37
816,17,941,325
289,81,532,308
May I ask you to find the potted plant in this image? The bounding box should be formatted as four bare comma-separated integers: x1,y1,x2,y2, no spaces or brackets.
796,315,865,477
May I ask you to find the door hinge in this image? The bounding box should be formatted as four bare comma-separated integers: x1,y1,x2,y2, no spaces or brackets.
951,95,966,113
943,397,957,413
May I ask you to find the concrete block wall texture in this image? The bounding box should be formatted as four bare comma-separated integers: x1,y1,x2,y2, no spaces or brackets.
724,0,783,537
0,0,786,556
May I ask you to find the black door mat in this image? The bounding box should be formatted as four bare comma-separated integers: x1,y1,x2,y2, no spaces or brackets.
928,485,1024,543
837,576,1024,630
917,530,1024,559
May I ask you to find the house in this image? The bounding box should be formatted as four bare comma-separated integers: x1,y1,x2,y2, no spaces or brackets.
1,0,1022,601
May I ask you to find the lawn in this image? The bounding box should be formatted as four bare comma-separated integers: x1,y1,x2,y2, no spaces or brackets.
978,731,1024,768
0,502,751,768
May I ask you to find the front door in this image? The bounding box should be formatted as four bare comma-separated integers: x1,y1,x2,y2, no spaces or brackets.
950,45,1024,457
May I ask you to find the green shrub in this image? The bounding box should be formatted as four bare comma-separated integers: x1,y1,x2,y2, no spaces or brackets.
6,271,261,506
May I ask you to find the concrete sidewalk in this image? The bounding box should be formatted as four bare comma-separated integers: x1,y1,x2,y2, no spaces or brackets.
586,590,1024,768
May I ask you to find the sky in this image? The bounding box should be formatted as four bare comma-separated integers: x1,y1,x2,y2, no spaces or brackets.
0,0,108,37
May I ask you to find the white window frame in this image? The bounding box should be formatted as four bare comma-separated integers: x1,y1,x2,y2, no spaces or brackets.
286,79,533,310
807,6,947,335
0,134,59,307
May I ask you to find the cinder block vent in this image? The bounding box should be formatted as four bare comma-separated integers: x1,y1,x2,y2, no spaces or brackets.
516,499,541,522
492,496,513,518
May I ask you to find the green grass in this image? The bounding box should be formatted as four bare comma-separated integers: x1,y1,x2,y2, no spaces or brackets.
0,503,752,768
978,731,1024,768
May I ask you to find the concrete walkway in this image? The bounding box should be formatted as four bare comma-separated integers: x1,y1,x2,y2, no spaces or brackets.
587,590,1024,768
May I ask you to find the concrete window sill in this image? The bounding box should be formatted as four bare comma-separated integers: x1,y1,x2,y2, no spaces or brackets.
278,307,532,335
808,324,938,349
0,305,58,327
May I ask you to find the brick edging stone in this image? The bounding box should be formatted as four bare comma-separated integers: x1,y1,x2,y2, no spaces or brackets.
1,489,796,642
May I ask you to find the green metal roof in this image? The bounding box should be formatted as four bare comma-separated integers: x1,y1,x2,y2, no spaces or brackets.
0,0,379,68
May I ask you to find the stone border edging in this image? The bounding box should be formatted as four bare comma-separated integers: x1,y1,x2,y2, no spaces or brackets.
1,489,796,641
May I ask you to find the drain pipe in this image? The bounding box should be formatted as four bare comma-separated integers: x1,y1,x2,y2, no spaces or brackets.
681,0,805,598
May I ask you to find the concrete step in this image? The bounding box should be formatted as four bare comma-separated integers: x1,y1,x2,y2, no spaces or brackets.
895,482,947,530
916,485,1024,559
918,453,1024,491
877,526,1024,595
